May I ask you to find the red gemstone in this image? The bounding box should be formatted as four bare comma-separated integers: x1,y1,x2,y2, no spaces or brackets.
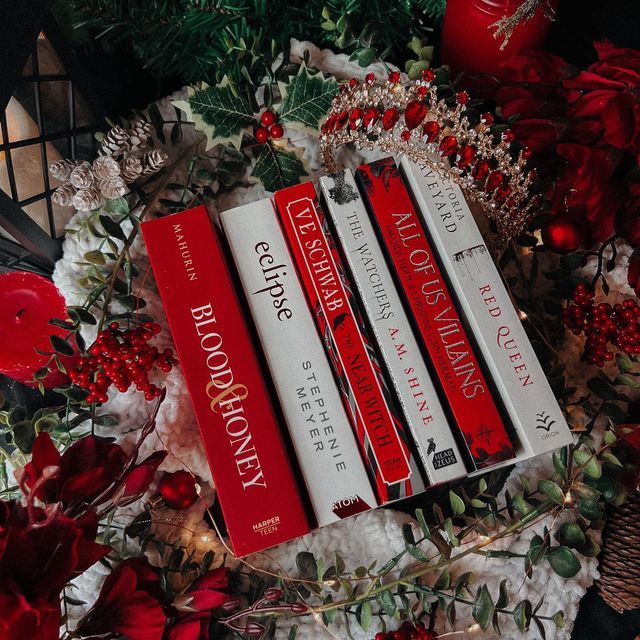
456,91,470,106
485,170,505,192
381,107,400,130
404,100,428,130
528,169,538,181
321,116,334,134
456,145,476,169
349,77,359,88
480,112,494,125
336,111,349,128
400,129,411,141
494,183,512,201
363,107,379,129
439,135,458,157
348,108,364,130
339,84,348,94
472,160,490,181
502,130,515,143
416,86,428,97
522,147,532,159
422,69,435,83
506,197,517,208
422,120,441,143
388,71,401,83
365,72,375,85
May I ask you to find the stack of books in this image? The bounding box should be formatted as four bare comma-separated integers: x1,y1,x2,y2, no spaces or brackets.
142,157,573,557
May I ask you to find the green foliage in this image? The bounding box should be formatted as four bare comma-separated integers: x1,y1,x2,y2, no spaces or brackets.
252,145,308,192
70,0,443,89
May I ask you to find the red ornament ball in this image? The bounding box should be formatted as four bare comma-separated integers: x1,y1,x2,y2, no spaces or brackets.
541,214,586,254
158,470,198,510
260,111,277,127
255,126,270,144
269,123,284,139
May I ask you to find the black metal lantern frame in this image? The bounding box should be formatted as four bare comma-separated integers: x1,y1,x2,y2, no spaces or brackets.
0,9,104,276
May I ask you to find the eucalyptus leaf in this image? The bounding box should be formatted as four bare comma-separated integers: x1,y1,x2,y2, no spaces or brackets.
547,546,581,578
449,490,465,515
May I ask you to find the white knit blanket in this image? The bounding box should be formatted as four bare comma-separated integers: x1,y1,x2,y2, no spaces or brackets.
54,40,638,640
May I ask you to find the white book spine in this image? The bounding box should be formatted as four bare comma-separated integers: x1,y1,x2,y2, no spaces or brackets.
220,200,377,527
320,171,468,484
401,158,573,456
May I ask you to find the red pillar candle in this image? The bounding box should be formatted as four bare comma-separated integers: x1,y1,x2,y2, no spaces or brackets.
441,0,559,76
0,271,70,386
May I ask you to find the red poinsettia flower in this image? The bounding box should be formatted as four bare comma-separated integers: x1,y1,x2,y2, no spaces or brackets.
74,558,166,640
0,499,109,640
168,568,232,640
564,41,640,153
21,432,166,511
551,144,620,242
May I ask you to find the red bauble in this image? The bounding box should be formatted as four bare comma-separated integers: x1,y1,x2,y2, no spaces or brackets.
541,214,586,254
269,123,284,139
158,470,198,510
260,111,277,127
255,126,270,144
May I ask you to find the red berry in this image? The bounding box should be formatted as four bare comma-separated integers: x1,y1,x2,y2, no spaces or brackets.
269,124,284,139
541,214,586,254
260,111,277,127
158,470,199,510
255,126,270,144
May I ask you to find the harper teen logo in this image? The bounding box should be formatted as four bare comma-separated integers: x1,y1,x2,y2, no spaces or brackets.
190,303,267,491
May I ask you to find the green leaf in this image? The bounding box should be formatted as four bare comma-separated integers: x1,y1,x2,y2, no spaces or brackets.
434,569,450,590
174,81,254,150
99,214,126,241
68,306,97,325
402,523,416,545
359,601,372,631
377,590,397,616
415,508,430,538
406,544,430,562
615,352,635,373
50,335,74,356
472,585,495,631
278,63,339,132
84,250,106,265
443,517,460,547
556,523,586,549
577,498,603,522
288,625,298,640
449,490,465,515
252,144,308,192
513,600,532,631
552,611,566,628
296,551,317,580
587,376,619,401
12,421,36,453
538,479,565,505
573,450,602,479
615,374,640,389
496,579,509,609
547,546,581,578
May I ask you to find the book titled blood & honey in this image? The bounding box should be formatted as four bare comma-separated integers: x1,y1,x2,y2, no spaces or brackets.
142,205,309,556
357,158,515,469
275,182,425,502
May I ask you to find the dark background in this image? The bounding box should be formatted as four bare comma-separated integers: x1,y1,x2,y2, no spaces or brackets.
1,0,640,638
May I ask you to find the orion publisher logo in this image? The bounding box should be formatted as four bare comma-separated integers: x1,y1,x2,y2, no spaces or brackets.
427,438,458,469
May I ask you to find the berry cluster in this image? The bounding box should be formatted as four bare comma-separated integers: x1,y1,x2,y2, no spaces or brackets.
374,621,436,640
563,284,640,366
255,111,284,144
67,322,177,403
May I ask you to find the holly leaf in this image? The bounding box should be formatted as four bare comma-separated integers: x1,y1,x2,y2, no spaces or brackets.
173,80,254,150
252,144,308,193
278,63,339,133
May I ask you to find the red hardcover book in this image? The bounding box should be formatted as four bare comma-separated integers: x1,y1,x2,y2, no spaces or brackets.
356,158,515,468
142,205,309,556
275,182,425,503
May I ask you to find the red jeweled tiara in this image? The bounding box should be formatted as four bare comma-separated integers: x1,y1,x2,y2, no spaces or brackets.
319,70,539,243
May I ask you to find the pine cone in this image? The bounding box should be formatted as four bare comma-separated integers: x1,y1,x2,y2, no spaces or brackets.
99,176,127,200
140,149,168,176
52,183,76,207
92,155,121,182
129,120,153,148
49,159,77,182
69,161,95,189
72,187,102,211
120,155,143,183
100,125,131,158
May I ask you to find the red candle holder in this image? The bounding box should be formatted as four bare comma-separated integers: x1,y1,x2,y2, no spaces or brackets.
0,271,73,387
441,0,559,76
